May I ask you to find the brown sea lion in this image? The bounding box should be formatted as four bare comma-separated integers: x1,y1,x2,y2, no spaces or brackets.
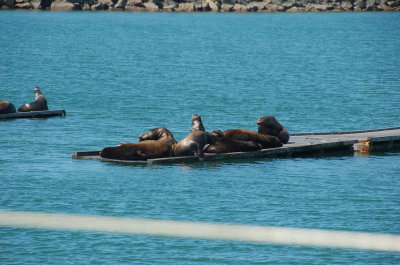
138,127,177,146
173,131,218,158
205,130,262,154
223,129,282,149
18,86,48,112
0,100,16,114
100,141,173,161
190,114,206,132
257,115,290,144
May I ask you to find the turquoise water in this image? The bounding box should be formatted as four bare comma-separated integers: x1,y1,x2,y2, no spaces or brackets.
1,11,400,264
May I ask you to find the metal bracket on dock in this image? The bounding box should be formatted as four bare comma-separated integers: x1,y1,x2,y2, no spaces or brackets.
353,137,371,152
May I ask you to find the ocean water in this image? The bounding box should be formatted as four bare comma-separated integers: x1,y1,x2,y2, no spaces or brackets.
1,10,400,264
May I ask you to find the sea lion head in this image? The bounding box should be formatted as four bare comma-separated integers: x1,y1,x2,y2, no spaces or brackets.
34,86,42,95
257,116,289,144
34,86,45,100
190,114,206,132
138,128,159,141
257,115,283,133
138,127,177,145
209,130,224,140
256,115,279,127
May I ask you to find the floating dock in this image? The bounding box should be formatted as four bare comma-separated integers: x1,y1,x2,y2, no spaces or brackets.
0,110,66,120
72,127,400,165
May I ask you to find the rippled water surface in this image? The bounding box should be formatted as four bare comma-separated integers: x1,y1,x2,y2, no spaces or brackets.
1,11,400,264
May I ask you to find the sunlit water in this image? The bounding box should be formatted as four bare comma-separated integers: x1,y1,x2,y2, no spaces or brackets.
1,11,400,264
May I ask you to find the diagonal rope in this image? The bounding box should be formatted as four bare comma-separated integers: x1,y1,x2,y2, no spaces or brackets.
1,210,399,252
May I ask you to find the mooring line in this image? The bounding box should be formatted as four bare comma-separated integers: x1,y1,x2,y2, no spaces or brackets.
1,210,399,252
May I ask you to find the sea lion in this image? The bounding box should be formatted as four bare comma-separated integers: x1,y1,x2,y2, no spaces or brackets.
173,131,218,158
205,130,262,154
100,141,173,161
0,100,16,114
190,114,206,132
18,86,48,112
223,129,282,149
257,115,290,144
138,127,177,146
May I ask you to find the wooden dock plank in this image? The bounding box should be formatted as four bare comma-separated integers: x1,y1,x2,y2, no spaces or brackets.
0,110,66,119
72,127,400,165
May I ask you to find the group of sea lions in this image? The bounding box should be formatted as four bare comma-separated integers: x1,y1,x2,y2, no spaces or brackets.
100,114,289,161
0,87,48,114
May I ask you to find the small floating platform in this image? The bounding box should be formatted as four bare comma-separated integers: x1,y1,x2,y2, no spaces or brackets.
0,110,66,120
72,127,400,165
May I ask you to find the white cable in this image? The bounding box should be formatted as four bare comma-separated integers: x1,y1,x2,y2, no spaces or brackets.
1,210,399,252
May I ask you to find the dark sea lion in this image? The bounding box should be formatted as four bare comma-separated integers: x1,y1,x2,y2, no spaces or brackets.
0,100,16,114
223,129,282,149
257,115,290,144
190,114,206,132
18,86,48,112
138,127,177,146
100,141,173,161
205,130,262,154
173,131,217,158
